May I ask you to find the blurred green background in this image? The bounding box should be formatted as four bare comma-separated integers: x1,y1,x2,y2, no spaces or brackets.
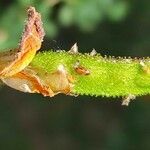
0,0,150,150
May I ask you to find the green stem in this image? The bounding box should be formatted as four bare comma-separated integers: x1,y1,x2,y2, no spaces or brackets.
31,50,150,98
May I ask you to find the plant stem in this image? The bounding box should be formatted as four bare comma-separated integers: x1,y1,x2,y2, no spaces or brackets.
31,50,150,98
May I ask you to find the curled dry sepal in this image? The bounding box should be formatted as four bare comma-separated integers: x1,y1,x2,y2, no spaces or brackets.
0,7,150,106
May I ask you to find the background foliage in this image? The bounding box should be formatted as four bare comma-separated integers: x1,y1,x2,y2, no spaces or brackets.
0,0,129,49
0,0,150,150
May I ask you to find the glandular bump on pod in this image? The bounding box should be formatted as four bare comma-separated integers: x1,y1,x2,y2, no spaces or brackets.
122,94,136,106
68,43,78,54
140,60,150,74
90,49,97,56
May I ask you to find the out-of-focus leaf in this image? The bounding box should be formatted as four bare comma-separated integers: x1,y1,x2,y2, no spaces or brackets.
107,1,129,21
0,0,129,49
59,5,74,26
0,5,25,50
